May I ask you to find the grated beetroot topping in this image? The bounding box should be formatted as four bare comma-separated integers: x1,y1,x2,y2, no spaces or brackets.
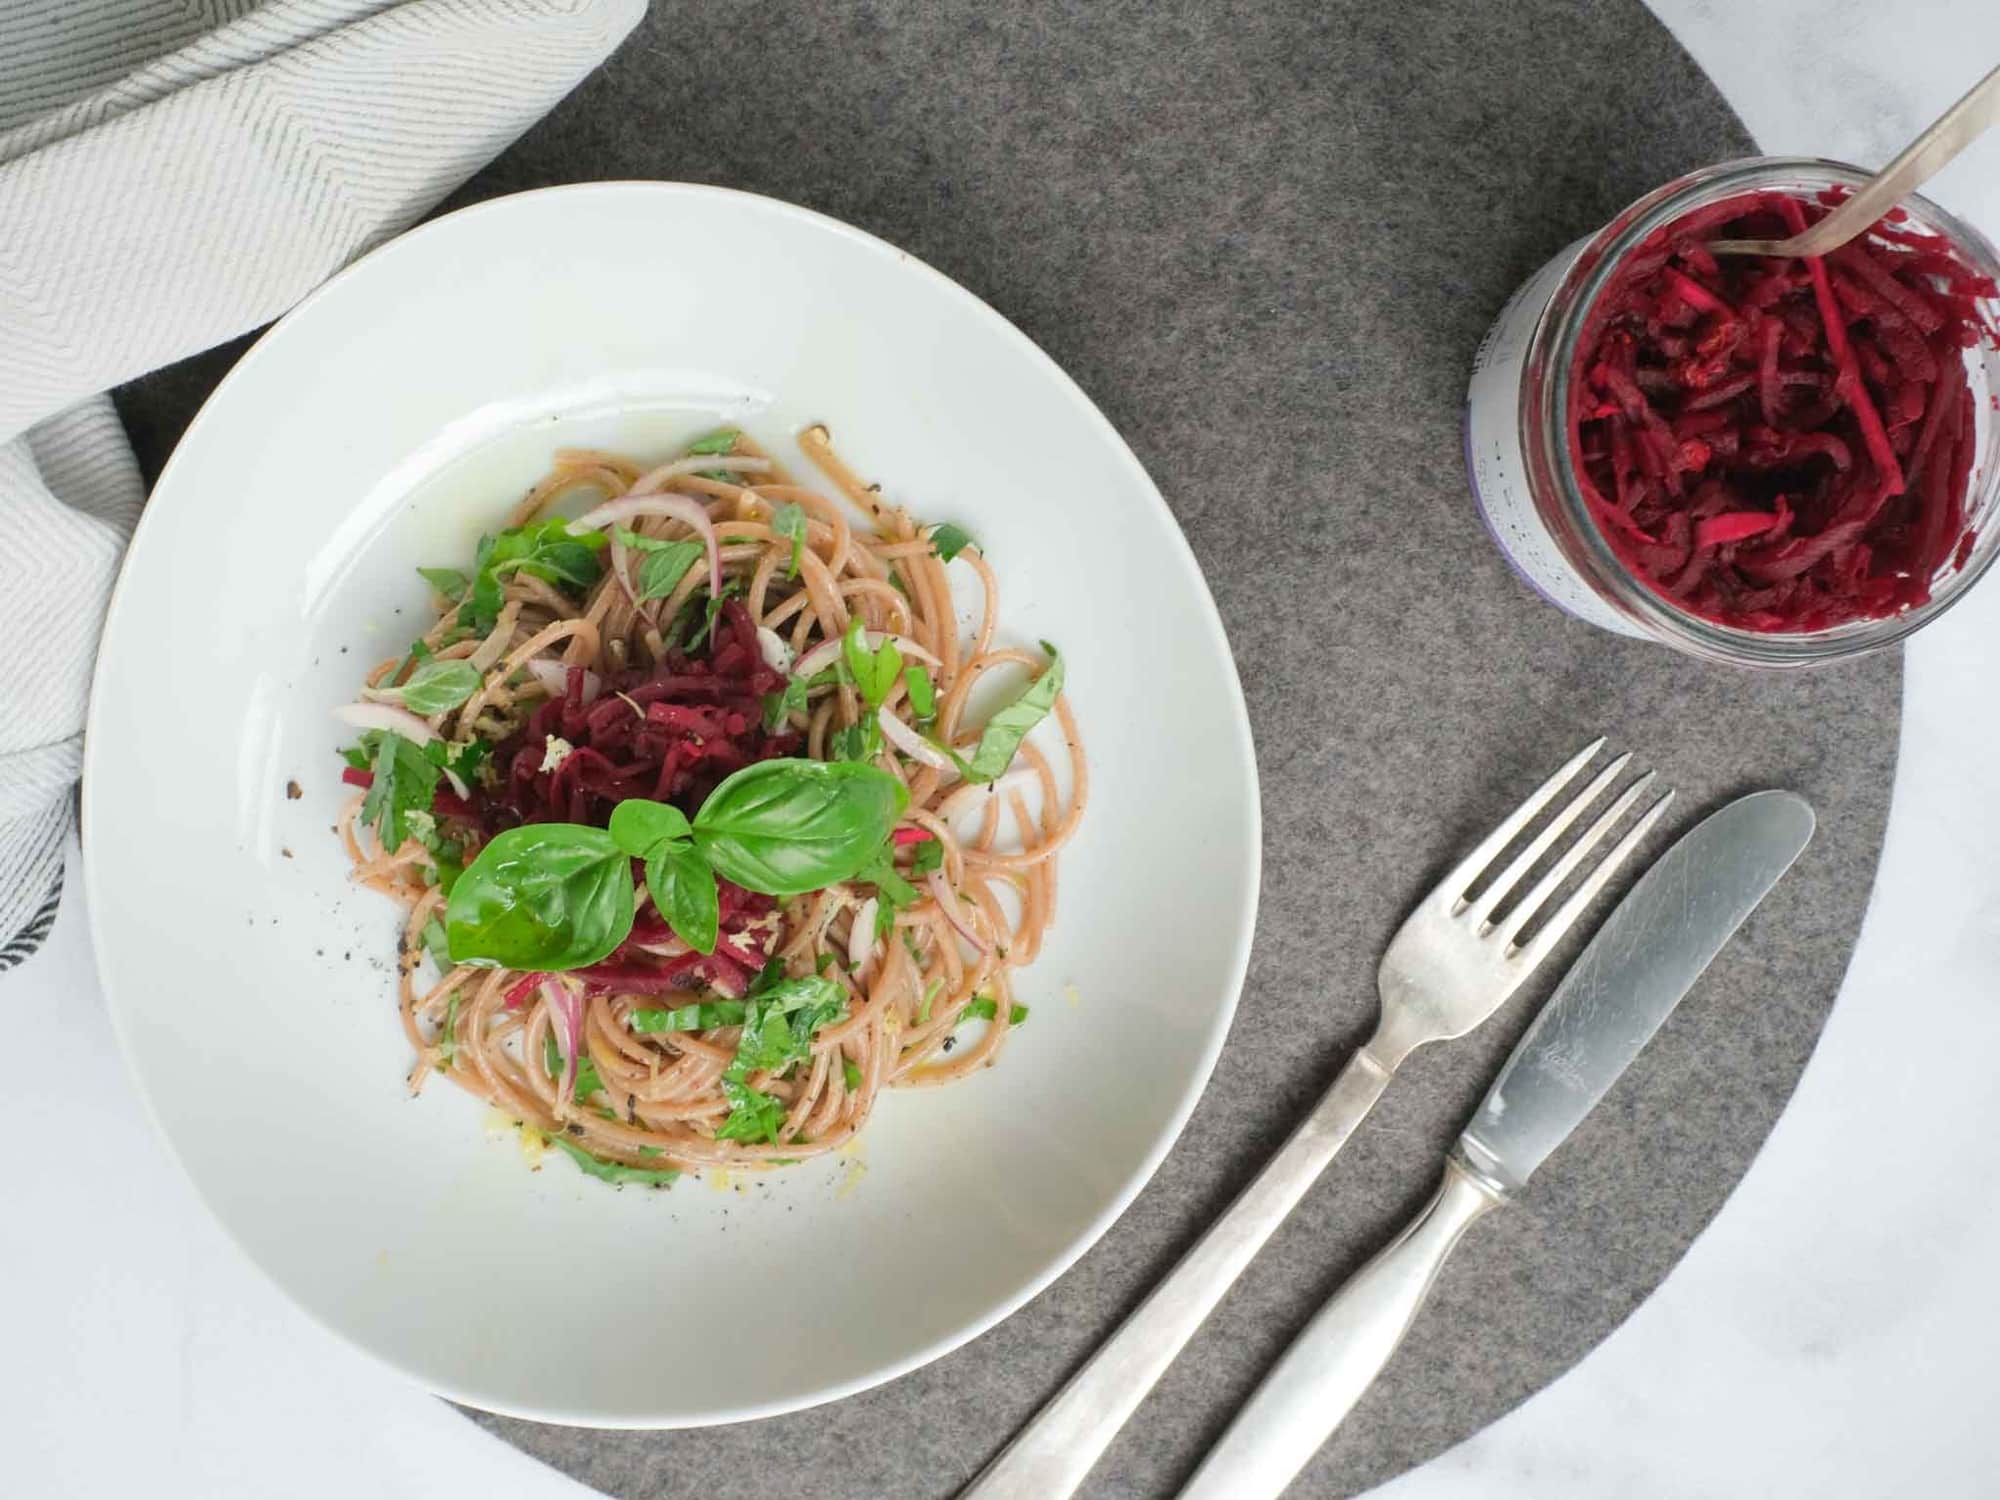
1571,190,1998,632
451,598,796,992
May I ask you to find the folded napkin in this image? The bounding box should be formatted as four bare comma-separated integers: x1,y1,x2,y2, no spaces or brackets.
0,0,644,969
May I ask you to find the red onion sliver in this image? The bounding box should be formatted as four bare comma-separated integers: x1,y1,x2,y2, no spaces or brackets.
756,626,793,673
541,978,585,1110
525,659,602,705
608,532,641,611
927,869,991,956
792,631,942,680
935,768,1037,825
570,495,721,596
629,454,772,492
878,706,953,769
849,897,878,975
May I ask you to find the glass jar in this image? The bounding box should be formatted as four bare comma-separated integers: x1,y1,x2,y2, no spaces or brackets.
1465,157,2000,667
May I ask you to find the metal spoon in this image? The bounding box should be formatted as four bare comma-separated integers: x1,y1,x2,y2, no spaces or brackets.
1708,60,2000,258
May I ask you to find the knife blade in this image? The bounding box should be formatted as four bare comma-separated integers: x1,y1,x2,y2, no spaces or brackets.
1178,788,1815,1500
1456,787,1815,1194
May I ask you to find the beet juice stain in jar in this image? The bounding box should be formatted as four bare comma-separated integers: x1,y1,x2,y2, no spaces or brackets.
1467,157,2000,667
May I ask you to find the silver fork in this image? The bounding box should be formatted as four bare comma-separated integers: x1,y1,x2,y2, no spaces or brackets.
962,739,1674,1500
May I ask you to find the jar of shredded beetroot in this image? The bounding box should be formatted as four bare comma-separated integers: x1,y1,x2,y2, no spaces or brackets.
1467,158,2000,665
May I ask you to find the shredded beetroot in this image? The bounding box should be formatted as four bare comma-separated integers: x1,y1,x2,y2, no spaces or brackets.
453,598,793,988
1572,189,1997,631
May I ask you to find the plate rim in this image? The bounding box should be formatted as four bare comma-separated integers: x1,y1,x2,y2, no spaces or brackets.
83,178,1264,1428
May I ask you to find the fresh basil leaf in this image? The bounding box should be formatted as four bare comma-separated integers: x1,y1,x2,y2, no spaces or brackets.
629,999,748,1033
716,1074,789,1142
843,1060,863,1091
858,845,918,909
916,978,942,1025
434,991,462,1067
685,428,741,456
840,616,903,709
384,658,480,716
961,998,1029,1024
770,502,808,579
608,799,692,858
693,758,908,896
465,520,607,631
910,837,943,877
551,1136,681,1187
762,676,809,732
341,743,370,772
639,543,703,602
647,842,719,955
446,823,634,970
931,522,977,562
423,736,489,783
421,917,453,971
944,645,1064,784
359,730,440,850
830,720,880,763
905,664,936,723
418,566,469,602
745,956,788,997
815,951,836,975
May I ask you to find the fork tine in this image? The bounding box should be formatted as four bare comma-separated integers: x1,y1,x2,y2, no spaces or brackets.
1439,738,1604,908
1465,751,1632,928
1504,784,1676,962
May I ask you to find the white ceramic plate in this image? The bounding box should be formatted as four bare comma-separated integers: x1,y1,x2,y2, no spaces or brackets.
85,182,1259,1427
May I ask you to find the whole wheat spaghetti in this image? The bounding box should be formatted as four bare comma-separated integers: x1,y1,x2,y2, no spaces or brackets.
336,425,1084,1181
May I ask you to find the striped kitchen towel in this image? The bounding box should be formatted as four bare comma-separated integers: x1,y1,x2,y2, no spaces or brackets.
0,0,644,970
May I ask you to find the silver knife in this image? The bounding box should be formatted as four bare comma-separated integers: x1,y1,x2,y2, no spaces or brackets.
1178,789,1816,1500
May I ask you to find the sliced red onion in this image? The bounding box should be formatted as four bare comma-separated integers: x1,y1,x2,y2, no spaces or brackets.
608,531,641,611
756,626,793,673
525,659,601,705
629,454,772,491
927,869,991,956
332,701,469,798
570,495,720,596
792,631,942,680
878,706,952,770
849,897,878,975
541,979,586,1110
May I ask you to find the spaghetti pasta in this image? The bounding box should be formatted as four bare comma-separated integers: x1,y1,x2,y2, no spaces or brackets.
336,426,1084,1180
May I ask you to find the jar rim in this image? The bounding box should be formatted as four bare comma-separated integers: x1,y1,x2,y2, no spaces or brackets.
1526,155,2000,666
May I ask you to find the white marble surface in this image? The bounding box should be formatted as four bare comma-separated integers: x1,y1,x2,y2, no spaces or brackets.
7,4,1998,1496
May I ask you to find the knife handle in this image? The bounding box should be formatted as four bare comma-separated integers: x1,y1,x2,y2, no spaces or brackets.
961,1046,1397,1500
1178,1158,1506,1500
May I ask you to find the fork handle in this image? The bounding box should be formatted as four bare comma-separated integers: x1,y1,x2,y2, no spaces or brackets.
960,1046,1397,1500
1177,1158,1506,1500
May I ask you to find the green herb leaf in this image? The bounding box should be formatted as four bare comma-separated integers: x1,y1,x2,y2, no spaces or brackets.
910,837,944,877
831,719,881,764
418,567,469,602
358,730,440,851
841,616,904,708
858,843,919,909
446,823,634,970
421,917,453,971
931,522,977,562
762,676,809,733
693,759,909,896
905,664,936,723
647,842,719,955
688,576,742,652
685,428,741,456
424,736,489,784
716,1075,789,1142
843,1060,863,1091
770,502,808,579
435,991,462,1067
916,978,942,1025
642,545,701,603
608,799,692,858
341,743,370,772
945,644,1064,784
961,997,1029,1025
629,999,748,1033
383,658,480,716
465,520,607,631
551,1136,681,1187
713,974,847,1143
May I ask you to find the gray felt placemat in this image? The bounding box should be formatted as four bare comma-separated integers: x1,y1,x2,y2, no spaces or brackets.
114,1,1898,1496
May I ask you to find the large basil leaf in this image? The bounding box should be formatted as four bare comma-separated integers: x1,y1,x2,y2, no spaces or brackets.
446,823,634,970
692,759,908,896
946,644,1065,784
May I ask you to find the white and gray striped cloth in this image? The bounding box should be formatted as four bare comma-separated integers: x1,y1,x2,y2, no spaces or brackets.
0,0,643,969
